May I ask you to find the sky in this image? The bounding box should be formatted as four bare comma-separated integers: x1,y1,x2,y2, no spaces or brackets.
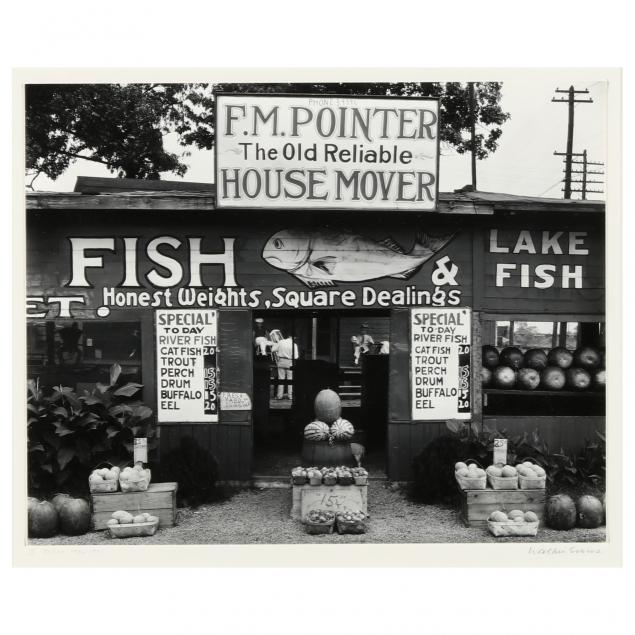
27,78,608,200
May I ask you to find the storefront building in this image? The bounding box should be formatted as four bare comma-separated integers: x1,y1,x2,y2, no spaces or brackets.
26,179,605,482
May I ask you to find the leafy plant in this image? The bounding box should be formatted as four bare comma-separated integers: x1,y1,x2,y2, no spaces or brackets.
27,363,155,497
410,421,606,502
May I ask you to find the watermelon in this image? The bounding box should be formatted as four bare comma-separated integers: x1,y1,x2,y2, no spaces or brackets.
499,347,524,370
545,494,577,530
58,498,91,535
524,348,548,370
482,345,500,369
304,420,330,441
330,417,355,441
576,495,604,528
314,389,342,424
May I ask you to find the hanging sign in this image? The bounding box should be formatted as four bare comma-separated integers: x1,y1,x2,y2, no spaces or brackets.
215,93,440,210
410,307,471,420
155,309,219,423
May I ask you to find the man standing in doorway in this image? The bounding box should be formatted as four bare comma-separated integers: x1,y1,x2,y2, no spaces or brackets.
270,329,299,400
351,323,374,366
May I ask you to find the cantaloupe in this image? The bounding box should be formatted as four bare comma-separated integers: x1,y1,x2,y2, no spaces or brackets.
313,389,341,424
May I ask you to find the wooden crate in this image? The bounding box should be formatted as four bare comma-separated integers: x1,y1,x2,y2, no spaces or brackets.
458,486,545,527
91,482,178,530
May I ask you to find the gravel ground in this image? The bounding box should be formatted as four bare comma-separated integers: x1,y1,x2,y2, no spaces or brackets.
29,482,606,545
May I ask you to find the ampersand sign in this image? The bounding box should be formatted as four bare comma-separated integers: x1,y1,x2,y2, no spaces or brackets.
431,256,459,286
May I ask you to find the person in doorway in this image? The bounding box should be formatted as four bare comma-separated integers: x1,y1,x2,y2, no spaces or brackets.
253,318,271,358
58,322,83,366
351,323,374,365
269,329,299,399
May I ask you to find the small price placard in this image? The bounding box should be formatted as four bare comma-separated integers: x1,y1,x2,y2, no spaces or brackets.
134,438,148,464
493,438,507,465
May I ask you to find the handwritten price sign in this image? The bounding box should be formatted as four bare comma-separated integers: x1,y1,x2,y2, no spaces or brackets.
301,486,366,519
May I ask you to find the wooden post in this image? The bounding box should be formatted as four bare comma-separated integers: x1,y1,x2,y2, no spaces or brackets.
471,311,483,433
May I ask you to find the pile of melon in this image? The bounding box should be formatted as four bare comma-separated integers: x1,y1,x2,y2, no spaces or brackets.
545,493,605,530
119,462,151,492
486,464,518,479
455,461,486,479
515,461,546,479
107,510,158,527
28,494,91,538
481,344,605,392
488,509,539,523
303,390,355,443
88,466,120,491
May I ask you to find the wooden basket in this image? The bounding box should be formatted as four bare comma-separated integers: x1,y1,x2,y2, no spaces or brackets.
353,476,368,485
292,475,307,485
88,462,120,493
455,460,486,490
119,465,152,492
323,475,337,486
487,520,539,537
516,459,547,490
336,513,367,534
303,510,335,535
338,475,353,486
309,475,323,486
487,473,519,490
108,518,159,539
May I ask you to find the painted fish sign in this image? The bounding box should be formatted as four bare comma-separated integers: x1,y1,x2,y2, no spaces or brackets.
215,93,440,210
262,227,456,288
26,219,467,318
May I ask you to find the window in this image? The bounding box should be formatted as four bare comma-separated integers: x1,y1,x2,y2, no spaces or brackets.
494,320,581,351
27,320,142,390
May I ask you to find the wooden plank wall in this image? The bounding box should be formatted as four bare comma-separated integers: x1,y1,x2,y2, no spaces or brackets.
158,424,252,481
482,416,605,453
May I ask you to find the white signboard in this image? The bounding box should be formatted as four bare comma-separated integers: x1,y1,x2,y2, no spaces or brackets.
219,392,252,411
133,438,148,463
410,307,471,420
155,309,219,423
493,438,508,465
215,93,439,210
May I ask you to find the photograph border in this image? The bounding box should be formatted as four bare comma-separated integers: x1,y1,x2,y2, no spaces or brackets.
13,67,622,567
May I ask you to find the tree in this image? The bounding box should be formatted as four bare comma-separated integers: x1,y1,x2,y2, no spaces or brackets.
26,82,509,184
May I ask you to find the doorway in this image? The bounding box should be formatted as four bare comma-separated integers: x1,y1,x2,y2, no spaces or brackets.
251,310,390,477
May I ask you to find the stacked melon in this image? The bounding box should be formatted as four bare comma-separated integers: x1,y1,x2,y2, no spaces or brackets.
303,390,355,444
106,510,158,527
482,344,605,392
488,509,539,523
545,493,605,529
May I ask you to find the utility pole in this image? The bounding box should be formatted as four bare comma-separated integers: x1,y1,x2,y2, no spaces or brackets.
552,86,593,198
568,150,605,199
469,82,477,190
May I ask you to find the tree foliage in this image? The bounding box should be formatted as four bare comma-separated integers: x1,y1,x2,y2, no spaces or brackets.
26,82,509,183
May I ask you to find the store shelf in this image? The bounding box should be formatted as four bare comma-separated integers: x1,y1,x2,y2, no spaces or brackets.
483,388,605,398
